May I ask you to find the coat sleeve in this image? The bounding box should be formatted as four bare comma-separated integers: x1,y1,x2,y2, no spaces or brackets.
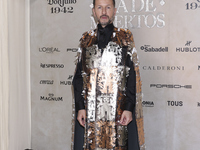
124,52,136,112
72,60,85,111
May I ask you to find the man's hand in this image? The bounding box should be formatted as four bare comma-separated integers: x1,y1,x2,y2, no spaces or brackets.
77,109,86,127
120,110,133,126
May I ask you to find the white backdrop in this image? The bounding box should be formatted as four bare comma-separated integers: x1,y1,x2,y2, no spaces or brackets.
30,0,200,150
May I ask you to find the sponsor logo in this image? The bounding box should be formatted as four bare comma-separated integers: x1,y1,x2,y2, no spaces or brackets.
51,6,74,14
142,66,184,71
67,48,78,52
150,84,192,89
60,81,72,85
40,80,54,85
198,66,200,70
40,93,63,101
167,101,183,106
47,0,76,14
186,0,200,10
60,75,73,85
142,101,154,107
176,41,200,52
47,0,77,7
140,45,168,52
39,47,60,53
40,63,64,68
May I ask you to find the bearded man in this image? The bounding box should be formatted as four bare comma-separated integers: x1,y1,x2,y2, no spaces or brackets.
72,0,145,149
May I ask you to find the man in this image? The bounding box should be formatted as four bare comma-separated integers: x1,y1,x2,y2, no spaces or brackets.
72,0,145,149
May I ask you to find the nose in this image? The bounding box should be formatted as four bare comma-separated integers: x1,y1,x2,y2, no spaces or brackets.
102,7,106,15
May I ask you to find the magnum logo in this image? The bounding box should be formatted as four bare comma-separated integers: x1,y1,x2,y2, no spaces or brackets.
40,93,63,101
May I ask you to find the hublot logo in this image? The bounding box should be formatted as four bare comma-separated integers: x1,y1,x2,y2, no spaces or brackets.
140,45,168,52
40,63,64,68
60,75,73,85
176,41,200,52
150,84,192,89
143,66,184,71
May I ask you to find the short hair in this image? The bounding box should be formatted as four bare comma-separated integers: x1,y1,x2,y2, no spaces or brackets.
93,0,115,7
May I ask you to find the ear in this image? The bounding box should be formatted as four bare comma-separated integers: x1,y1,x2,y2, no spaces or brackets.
114,8,117,16
92,8,96,17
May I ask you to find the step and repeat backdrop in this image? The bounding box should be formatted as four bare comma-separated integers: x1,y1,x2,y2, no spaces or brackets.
30,0,200,150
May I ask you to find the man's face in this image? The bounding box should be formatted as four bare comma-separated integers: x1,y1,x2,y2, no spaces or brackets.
93,0,116,28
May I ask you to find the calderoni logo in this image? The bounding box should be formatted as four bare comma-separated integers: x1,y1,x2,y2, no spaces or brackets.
40,63,64,68
142,66,184,71
40,80,54,85
142,101,154,107
40,93,63,101
140,45,168,52
176,41,200,52
39,47,60,53
150,84,192,89
167,101,183,107
47,0,77,7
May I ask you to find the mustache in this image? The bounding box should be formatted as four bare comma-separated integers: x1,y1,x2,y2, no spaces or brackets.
100,15,109,18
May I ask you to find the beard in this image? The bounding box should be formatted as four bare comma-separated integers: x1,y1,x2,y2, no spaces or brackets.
97,14,115,27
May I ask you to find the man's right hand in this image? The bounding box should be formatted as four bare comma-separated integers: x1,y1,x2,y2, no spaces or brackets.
77,109,86,127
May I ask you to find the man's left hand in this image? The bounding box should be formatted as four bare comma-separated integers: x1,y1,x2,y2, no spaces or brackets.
120,110,133,126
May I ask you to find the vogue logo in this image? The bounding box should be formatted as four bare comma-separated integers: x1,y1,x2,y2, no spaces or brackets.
140,45,168,52
40,63,64,68
150,84,192,89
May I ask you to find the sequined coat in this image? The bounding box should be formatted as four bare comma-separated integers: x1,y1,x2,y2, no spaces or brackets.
72,27,145,150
